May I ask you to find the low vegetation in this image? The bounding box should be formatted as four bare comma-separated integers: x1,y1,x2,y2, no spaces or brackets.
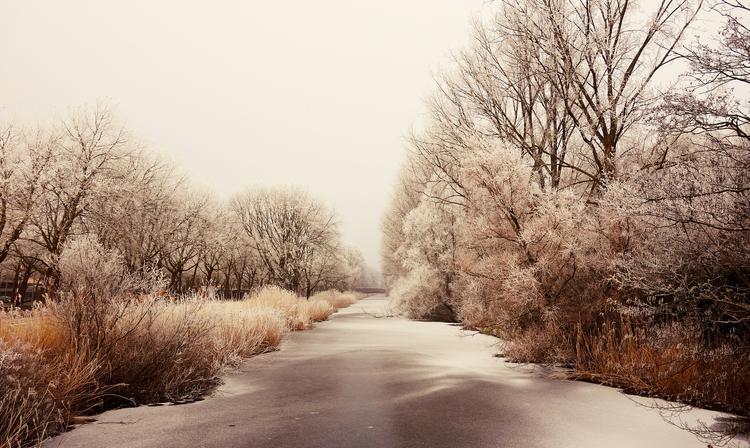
0,237,361,448
310,290,362,309
0,105,375,307
0,92,372,447
573,321,750,418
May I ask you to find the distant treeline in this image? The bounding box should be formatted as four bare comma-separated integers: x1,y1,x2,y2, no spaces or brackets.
0,104,374,305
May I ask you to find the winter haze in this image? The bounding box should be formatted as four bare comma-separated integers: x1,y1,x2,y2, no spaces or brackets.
0,0,485,269
2,1,749,447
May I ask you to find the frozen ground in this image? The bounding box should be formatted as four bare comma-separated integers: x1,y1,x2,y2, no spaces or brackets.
45,295,746,448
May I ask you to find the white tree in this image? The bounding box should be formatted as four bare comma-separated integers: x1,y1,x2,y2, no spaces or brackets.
232,186,340,296
0,126,53,266
25,104,132,293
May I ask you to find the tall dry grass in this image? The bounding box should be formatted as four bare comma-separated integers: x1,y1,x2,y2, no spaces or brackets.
309,290,362,309
0,286,355,447
0,308,67,353
306,300,336,323
247,286,314,330
194,299,287,363
244,287,362,329
573,320,750,417
0,326,100,448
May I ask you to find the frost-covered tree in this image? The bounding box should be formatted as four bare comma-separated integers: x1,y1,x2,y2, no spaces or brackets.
612,1,750,334
525,0,701,188
0,126,53,266
24,104,132,292
158,192,212,292
391,196,462,320
84,152,182,272
232,187,345,297
381,157,427,289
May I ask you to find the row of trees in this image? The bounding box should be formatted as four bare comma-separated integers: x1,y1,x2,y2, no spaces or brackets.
0,105,367,303
383,0,748,417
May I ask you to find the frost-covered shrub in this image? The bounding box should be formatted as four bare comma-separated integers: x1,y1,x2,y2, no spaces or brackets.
309,290,359,309
51,238,219,406
602,142,750,337
390,265,454,320
445,147,615,359
55,235,163,355
389,196,462,321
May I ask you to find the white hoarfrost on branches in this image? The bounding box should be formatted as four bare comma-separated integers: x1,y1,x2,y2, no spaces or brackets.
232,186,363,298
383,0,748,433
0,103,371,306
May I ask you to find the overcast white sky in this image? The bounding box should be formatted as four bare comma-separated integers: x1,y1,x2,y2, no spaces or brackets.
0,0,486,269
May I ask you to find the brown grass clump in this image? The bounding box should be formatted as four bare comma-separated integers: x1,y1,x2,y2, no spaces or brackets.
0,341,64,448
306,300,335,322
246,286,359,329
242,287,366,326
197,300,287,362
0,239,347,447
504,321,573,365
0,285,342,447
573,320,750,417
0,308,66,353
309,290,361,309
0,336,101,448
248,286,312,330
95,301,218,405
